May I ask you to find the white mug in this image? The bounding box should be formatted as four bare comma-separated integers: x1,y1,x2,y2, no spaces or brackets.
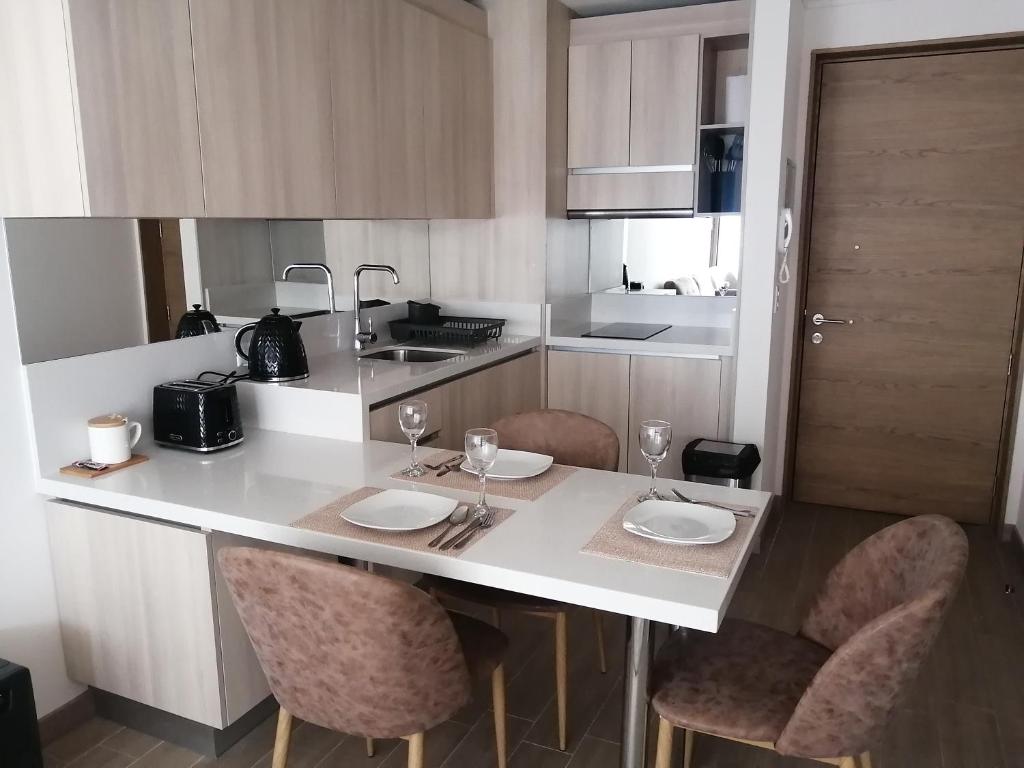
88,414,142,465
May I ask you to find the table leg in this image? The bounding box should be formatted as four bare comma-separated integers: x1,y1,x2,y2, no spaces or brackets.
620,616,654,768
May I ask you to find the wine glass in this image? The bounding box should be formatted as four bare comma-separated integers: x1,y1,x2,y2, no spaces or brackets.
398,400,428,477
465,428,499,513
637,420,672,502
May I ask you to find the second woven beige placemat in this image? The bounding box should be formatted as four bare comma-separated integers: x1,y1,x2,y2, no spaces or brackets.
581,496,756,578
291,487,512,557
391,450,578,502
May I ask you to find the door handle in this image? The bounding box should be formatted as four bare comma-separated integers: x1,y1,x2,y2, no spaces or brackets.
811,313,853,326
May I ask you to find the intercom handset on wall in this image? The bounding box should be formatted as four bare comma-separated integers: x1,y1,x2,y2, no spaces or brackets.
777,207,793,285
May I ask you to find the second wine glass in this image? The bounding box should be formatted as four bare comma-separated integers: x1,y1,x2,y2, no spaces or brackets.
465,428,498,513
637,419,672,502
398,400,428,477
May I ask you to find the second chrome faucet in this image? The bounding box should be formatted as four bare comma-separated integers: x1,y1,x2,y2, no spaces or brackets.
353,264,400,350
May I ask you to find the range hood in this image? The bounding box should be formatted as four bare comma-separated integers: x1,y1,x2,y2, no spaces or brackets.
566,208,694,219
566,164,695,219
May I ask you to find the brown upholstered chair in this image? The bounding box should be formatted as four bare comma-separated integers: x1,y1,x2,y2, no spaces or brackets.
651,514,968,768
427,409,619,750
217,547,509,768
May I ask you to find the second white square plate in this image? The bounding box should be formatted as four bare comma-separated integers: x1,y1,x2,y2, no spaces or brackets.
341,489,457,531
460,449,554,480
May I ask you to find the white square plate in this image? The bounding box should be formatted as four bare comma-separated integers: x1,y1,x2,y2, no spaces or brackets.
341,489,457,531
623,500,736,545
460,449,554,480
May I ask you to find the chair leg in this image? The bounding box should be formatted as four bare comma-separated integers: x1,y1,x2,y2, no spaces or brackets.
592,609,607,674
683,728,694,768
492,665,508,768
554,611,568,751
272,707,293,768
654,717,674,768
837,758,857,768
365,738,375,757
859,753,873,768
407,732,425,768
492,607,502,628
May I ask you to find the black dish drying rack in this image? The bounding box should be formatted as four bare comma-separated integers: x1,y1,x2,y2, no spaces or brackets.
389,316,506,346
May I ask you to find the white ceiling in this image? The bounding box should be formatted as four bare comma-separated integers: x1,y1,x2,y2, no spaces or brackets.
561,0,724,17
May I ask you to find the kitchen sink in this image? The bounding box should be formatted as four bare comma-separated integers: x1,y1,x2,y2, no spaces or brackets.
358,347,464,363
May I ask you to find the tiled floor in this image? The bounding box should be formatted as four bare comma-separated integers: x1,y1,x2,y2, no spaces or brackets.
43,503,1024,768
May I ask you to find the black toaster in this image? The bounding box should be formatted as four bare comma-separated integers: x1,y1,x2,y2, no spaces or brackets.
153,379,244,452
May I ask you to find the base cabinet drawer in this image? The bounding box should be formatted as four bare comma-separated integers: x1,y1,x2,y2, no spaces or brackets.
369,352,542,451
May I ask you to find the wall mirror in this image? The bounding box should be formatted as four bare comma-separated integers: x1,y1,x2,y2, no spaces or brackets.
5,217,431,364
588,216,741,297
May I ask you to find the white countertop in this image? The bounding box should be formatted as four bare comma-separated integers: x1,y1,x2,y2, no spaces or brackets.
548,323,734,357
270,335,541,403
38,430,772,631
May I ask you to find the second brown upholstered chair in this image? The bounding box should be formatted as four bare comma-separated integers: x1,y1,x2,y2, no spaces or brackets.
428,409,619,751
217,547,509,768
651,514,968,768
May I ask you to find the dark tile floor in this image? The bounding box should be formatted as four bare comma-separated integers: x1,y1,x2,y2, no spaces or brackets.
42,503,1024,768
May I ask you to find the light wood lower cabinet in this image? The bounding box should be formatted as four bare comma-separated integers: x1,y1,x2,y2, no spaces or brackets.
626,355,723,480
545,350,727,479
547,350,630,471
44,501,313,729
369,352,542,450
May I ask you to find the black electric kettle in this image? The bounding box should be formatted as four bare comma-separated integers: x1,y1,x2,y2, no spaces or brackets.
175,304,221,338
234,308,310,382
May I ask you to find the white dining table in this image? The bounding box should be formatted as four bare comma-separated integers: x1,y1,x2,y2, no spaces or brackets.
39,428,773,768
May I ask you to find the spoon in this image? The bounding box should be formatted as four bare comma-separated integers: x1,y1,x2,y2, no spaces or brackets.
428,504,469,547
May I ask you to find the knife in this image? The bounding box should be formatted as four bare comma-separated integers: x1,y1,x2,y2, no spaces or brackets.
671,488,755,517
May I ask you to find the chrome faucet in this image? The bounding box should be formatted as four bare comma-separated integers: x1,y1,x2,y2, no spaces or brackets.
353,264,400,350
282,263,336,314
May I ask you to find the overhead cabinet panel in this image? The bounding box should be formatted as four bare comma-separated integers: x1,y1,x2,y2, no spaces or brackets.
66,0,205,216
333,0,428,218
629,34,700,166
424,14,495,219
191,0,337,218
567,41,632,168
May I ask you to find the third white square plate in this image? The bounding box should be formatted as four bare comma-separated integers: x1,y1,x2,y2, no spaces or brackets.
460,449,554,480
623,500,736,545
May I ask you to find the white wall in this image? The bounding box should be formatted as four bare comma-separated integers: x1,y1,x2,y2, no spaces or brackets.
783,0,1024,529
731,0,802,488
0,219,85,715
6,219,148,363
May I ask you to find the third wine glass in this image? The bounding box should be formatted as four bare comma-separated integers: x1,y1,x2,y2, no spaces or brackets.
465,428,498,513
398,399,428,477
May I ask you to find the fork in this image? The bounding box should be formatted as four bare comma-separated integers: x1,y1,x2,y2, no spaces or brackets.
424,454,464,471
453,508,495,550
672,488,755,517
440,507,488,550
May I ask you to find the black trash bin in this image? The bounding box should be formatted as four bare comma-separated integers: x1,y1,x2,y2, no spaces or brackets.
682,439,760,489
0,659,44,768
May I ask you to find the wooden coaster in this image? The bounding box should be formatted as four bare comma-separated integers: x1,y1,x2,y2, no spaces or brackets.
60,454,149,479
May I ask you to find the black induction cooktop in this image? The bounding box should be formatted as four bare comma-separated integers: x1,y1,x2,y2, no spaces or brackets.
581,323,671,341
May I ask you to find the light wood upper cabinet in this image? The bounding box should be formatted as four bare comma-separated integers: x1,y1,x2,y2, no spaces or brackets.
334,0,494,219
333,0,427,218
629,35,700,166
627,355,722,479
66,0,205,217
0,0,203,217
424,14,495,219
190,0,337,218
567,41,632,169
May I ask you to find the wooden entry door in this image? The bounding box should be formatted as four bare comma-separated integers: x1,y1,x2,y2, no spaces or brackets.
793,48,1024,523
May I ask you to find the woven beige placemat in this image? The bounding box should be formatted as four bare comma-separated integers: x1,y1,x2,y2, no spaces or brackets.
581,496,756,578
291,487,513,557
391,450,578,502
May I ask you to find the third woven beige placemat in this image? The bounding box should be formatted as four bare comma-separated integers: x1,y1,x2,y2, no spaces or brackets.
581,496,756,578
391,450,577,502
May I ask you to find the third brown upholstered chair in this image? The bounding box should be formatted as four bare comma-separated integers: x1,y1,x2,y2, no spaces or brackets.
651,514,968,768
217,547,509,768
427,409,619,751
